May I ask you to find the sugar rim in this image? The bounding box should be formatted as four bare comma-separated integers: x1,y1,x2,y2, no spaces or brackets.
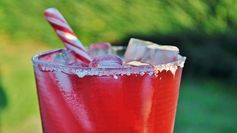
32,48,186,76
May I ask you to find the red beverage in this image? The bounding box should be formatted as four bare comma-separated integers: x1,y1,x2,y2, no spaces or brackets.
32,49,185,133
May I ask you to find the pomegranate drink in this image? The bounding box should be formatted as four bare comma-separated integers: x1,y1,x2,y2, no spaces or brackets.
32,43,186,133
34,8,186,133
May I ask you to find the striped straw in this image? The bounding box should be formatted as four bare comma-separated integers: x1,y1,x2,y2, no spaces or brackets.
44,8,92,64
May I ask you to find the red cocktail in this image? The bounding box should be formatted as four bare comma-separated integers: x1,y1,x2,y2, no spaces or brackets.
32,48,185,133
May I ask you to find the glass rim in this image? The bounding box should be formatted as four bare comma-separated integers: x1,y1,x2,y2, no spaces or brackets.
32,48,186,76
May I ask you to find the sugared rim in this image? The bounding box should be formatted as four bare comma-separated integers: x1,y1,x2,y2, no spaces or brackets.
32,48,186,76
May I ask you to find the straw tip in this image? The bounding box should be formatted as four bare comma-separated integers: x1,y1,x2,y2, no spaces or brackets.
44,8,59,14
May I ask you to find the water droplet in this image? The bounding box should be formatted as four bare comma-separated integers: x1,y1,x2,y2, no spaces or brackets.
41,66,46,71
148,71,153,76
113,75,118,79
140,72,145,76
76,70,86,78
126,71,131,76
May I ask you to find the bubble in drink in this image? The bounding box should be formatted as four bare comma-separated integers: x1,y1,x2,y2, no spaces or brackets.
90,55,123,68
88,42,112,58
124,38,179,65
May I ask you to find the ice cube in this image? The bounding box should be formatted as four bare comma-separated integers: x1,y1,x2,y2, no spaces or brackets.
124,38,179,65
142,44,179,64
126,61,150,66
90,55,123,68
88,42,112,58
54,50,75,64
54,50,88,66
124,38,153,62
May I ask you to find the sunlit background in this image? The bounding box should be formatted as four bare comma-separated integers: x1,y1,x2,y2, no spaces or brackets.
0,0,237,133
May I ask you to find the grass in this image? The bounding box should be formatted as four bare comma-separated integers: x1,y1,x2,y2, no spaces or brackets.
0,35,237,133
175,78,237,133
0,35,48,133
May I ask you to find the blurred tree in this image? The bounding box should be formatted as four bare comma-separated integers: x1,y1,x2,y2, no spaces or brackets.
0,68,7,111
0,0,236,81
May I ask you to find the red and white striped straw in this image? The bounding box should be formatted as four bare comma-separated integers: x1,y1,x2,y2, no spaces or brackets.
44,8,92,64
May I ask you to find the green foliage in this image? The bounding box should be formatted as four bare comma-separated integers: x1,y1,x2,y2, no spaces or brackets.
175,79,237,132
0,0,237,46
0,40,48,133
0,0,237,132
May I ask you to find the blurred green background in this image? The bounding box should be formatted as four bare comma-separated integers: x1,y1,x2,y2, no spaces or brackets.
0,0,237,133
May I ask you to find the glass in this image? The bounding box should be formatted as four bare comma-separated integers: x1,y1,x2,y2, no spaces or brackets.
32,48,186,133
